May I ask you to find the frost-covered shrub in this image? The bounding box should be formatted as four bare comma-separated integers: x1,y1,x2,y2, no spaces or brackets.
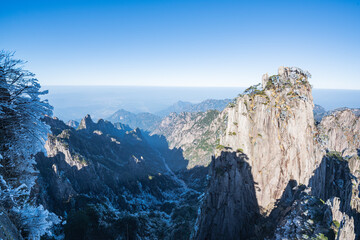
0,51,58,238
12,204,60,239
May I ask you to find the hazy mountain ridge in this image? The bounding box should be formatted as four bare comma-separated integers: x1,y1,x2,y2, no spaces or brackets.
107,99,232,133
313,104,360,122
107,109,162,132
313,104,327,122
156,99,232,117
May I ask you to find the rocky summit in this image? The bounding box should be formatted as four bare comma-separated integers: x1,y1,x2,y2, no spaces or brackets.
220,66,318,212
194,67,360,240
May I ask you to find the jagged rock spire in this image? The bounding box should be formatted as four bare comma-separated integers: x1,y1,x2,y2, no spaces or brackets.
78,114,95,130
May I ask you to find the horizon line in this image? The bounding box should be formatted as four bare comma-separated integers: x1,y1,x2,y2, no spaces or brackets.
42,85,360,91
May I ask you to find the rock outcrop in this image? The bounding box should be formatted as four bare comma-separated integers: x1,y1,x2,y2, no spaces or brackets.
66,120,79,129
327,197,356,240
319,109,360,157
220,66,320,212
194,67,360,239
309,153,353,213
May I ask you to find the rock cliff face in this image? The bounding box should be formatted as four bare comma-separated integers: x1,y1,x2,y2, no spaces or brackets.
220,67,320,211
319,109,360,157
309,153,353,213
270,152,360,240
308,153,359,239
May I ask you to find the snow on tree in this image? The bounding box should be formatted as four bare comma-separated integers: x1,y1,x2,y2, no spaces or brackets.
0,51,59,239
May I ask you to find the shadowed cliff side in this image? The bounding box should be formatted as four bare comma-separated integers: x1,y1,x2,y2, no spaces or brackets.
194,151,260,240
309,153,360,239
309,153,353,213
255,153,359,239
254,180,303,238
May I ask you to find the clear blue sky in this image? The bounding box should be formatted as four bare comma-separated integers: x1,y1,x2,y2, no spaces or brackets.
1,0,359,89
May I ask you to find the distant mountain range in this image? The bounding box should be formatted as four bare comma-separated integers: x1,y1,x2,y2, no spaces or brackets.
313,104,360,122
106,99,233,131
107,109,162,132
155,99,232,117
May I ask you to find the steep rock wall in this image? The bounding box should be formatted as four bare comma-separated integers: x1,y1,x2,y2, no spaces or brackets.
220,67,322,211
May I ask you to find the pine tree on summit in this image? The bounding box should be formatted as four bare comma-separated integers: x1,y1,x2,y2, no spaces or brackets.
0,51,59,239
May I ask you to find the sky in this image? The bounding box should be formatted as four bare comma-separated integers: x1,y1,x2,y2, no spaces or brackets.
1,0,360,89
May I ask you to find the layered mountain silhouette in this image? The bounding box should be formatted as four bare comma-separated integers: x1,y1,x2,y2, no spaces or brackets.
29,67,360,239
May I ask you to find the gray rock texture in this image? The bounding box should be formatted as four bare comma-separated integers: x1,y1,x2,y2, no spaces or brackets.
272,189,335,240
220,67,320,212
327,197,356,240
